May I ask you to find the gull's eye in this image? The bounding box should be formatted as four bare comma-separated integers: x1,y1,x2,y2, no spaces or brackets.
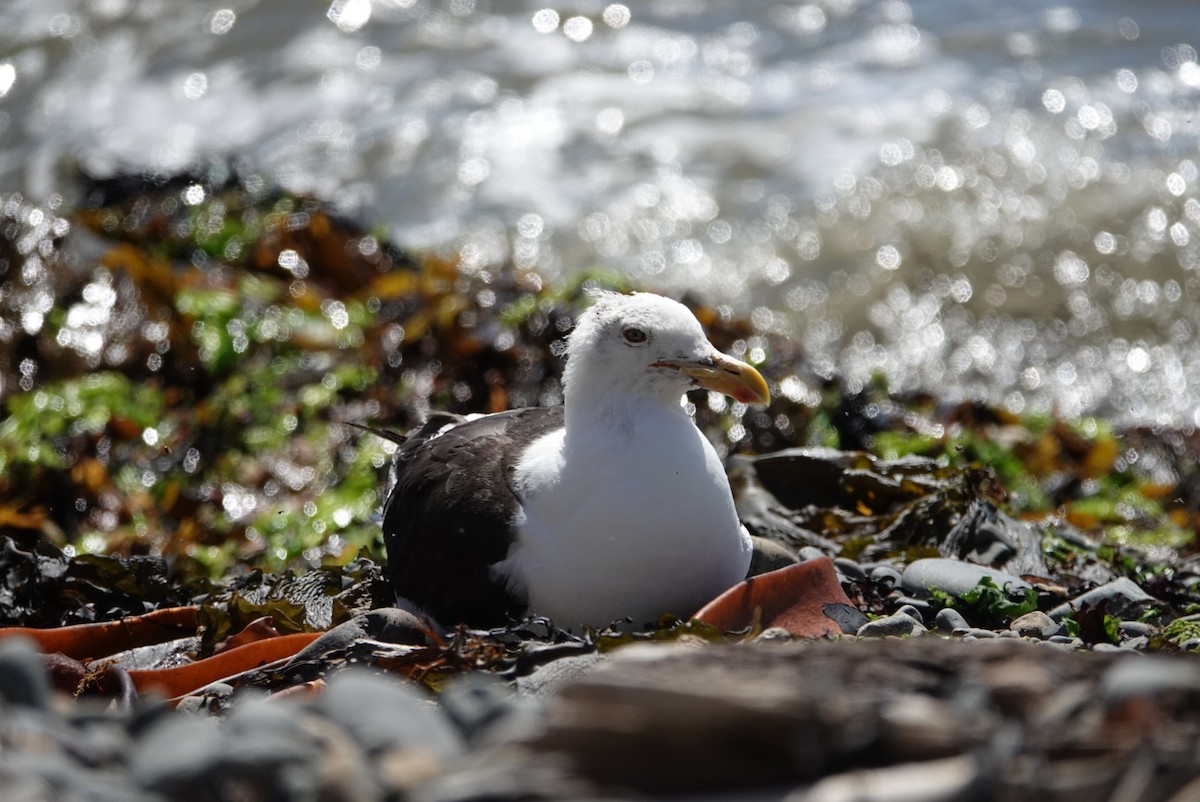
621,326,648,346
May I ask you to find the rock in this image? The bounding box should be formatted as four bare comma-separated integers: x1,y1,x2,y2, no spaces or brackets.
957,628,998,639
870,565,902,593
130,712,226,790
833,558,866,582
1047,578,1158,622
901,558,1031,600
1117,621,1151,639
934,608,970,633
794,754,978,802
516,653,603,698
746,535,800,577
316,670,464,759
1009,611,1061,639
1100,656,1200,701
857,615,926,638
288,608,431,665
439,673,542,746
0,636,52,709
755,627,794,642
894,605,925,625
798,546,827,562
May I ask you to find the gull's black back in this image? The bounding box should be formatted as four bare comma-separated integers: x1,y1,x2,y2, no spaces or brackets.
381,406,565,627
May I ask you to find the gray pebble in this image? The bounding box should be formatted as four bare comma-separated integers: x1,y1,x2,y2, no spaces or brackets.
857,614,927,638
996,629,1019,638
0,636,51,709
870,565,902,592
516,653,603,698
888,595,932,612
962,628,998,639
440,673,542,746
1091,643,1124,653
1118,620,1151,639
1048,578,1158,621
798,546,826,562
1048,635,1077,645
1009,610,1061,639
934,608,970,633
317,670,464,759
833,558,866,582
755,627,794,642
131,712,225,789
901,558,1031,600
1121,636,1149,651
1179,638,1200,651
894,605,925,625
1101,656,1200,701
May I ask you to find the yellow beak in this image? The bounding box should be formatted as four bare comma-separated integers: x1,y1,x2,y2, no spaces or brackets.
651,353,771,405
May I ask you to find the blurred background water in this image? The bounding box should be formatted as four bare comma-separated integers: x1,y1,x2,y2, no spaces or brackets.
1,0,1198,425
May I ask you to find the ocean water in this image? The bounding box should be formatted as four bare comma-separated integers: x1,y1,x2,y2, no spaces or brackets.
1,0,1198,425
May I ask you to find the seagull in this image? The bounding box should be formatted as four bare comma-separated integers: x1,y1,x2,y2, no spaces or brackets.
380,291,770,629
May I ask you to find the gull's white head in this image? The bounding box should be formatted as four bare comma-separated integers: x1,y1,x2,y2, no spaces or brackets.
562,291,770,408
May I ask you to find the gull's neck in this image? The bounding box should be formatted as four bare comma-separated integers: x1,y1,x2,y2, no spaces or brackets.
563,381,689,443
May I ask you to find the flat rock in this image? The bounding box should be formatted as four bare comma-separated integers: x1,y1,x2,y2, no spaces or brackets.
1048,578,1158,621
1009,611,1060,639
857,614,926,638
901,558,1031,600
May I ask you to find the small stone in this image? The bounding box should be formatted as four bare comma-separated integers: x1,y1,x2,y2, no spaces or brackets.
889,595,932,612
440,673,542,746
0,636,51,709
1048,635,1077,645
934,609,970,633
1047,578,1158,621
516,653,603,698
902,558,1031,601
996,629,1019,638
1121,636,1149,651
1117,620,1151,639
754,627,794,642
870,565,902,592
894,605,925,625
833,558,866,582
798,546,826,562
317,670,464,759
1179,638,1200,652
747,536,799,577
1101,656,1200,701
1092,643,1124,653
857,614,927,638
963,628,998,639
1009,610,1060,639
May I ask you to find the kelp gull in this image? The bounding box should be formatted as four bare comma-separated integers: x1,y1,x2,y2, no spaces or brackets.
381,291,770,628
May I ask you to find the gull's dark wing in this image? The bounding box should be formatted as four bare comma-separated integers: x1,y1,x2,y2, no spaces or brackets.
380,406,565,627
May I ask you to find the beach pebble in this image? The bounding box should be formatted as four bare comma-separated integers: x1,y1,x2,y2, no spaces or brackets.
317,670,464,759
1009,611,1061,639
516,653,603,698
798,546,826,562
0,636,52,709
131,712,226,791
1117,621,1151,639
857,614,927,638
901,558,1031,600
440,673,542,746
954,628,998,639
1101,656,1200,701
934,609,970,633
1048,578,1157,621
870,565,902,592
894,605,926,625
833,558,866,582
